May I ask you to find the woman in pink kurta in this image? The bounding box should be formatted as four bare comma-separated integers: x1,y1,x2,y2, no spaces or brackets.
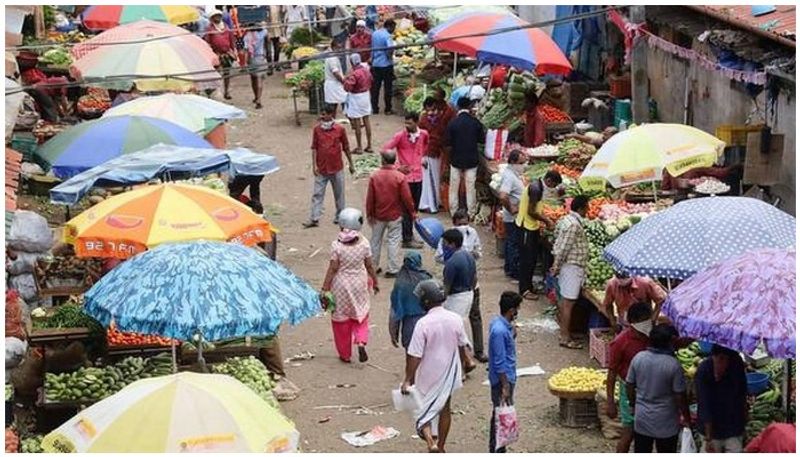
322,226,379,363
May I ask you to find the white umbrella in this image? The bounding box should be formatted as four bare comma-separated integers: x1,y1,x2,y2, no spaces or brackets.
102,93,246,133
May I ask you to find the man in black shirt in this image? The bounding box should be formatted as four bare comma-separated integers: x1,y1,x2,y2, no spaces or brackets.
445,97,485,218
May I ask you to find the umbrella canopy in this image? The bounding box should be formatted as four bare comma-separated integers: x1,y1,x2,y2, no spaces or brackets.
580,123,726,189
71,19,217,64
42,372,299,452
604,197,796,279
103,93,245,133
428,12,571,74
65,183,273,258
662,248,795,359
34,116,212,179
83,241,320,341
70,29,220,92
49,145,280,205
81,5,200,31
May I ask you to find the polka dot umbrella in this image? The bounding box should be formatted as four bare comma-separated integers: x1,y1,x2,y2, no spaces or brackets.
661,248,795,359
603,196,796,280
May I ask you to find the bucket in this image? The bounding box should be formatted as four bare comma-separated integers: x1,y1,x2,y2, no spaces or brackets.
415,218,444,249
613,99,632,128
698,341,714,355
746,372,770,395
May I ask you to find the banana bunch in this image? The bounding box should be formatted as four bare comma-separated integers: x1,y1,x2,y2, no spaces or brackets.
676,343,702,377
746,384,784,441
549,367,607,393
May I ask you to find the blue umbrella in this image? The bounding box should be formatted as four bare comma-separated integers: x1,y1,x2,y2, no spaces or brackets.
603,197,796,280
83,241,320,342
34,115,212,179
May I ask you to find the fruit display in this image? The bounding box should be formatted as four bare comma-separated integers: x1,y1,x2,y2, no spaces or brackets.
556,139,596,170
587,197,613,220
479,88,513,129
44,355,173,403
6,428,19,453
478,71,544,129
586,256,614,290
76,87,111,115
746,384,785,442
20,436,43,454
290,46,318,60
549,366,607,394
212,356,279,409
585,220,611,248
106,322,177,347
538,104,571,123
550,164,581,180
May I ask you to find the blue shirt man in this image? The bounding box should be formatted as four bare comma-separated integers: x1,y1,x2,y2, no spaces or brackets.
370,25,394,68
488,291,521,453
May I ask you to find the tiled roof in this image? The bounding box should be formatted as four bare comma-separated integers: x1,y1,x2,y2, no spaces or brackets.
701,5,796,40
6,148,22,211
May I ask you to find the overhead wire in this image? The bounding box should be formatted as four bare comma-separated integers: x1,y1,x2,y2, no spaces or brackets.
5,7,615,96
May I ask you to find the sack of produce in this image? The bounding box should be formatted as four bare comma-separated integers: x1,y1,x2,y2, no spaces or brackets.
7,211,53,253
6,252,43,276
5,338,27,370
9,274,37,303
9,351,43,397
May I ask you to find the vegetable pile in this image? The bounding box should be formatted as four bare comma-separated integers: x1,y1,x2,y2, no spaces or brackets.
212,356,279,409
38,46,71,66
32,303,103,335
5,384,12,401
290,46,318,60
548,366,607,394
538,104,571,123
6,428,19,453
77,87,111,114
20,436,43,454
694,178,730,195
556,139,596,170
352,153,381,179
285,60,325,89
106,322,177,347
44,354,173,403
35,257,103,286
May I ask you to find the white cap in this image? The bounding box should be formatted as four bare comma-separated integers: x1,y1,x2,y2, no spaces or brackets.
209,9,223,18
356,19,367,27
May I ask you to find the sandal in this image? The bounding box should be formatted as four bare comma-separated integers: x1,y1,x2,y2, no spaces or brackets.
428,445,440,453
559,340,584,350
352,148,363,155
364,147,374,153
522,291,539,301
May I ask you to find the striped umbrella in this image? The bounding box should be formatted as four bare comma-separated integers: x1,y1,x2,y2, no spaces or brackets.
103,94,245,133
428,12,571,74
35,116,212,179
81,5,200,31
42,372,299,452
64,183,273,258
71,19,217,64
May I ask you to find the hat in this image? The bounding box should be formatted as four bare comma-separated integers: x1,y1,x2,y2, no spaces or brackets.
414,279,446,305
356,19,367,27
209,9,223,18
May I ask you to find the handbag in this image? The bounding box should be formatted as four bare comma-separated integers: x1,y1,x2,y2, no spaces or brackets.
494,405,519,450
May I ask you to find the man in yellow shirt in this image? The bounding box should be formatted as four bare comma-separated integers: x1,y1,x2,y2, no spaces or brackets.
515,170,561,299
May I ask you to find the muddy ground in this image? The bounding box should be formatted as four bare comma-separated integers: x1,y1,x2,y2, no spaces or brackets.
217,73,615,453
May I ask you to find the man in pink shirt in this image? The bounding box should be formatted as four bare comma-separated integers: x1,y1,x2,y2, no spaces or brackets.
382,113,429,249
402,279,473,453
603,272,667,333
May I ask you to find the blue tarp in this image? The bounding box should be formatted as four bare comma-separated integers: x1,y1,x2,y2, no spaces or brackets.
49,144,280,205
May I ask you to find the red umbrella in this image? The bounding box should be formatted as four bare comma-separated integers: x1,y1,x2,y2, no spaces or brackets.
428,12,571,75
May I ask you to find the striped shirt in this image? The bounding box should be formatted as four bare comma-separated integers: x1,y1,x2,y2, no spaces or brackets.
552,212,588,270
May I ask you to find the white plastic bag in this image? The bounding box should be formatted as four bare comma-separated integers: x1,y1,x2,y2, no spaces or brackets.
7,210,53,253
391,385,422,412
680,427,697,453
494,405,519,450
484,129,508,161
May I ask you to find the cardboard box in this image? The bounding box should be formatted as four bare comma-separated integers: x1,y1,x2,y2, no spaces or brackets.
743,132,784,186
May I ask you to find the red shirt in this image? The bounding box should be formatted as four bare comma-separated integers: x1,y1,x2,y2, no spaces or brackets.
366,166,416,222
745,423,796,453
608,327,649,381
311,124,350,175
346,65,372,94
523,107,546,147
349,30,373,62
491,66,508,88
205,26,236,54
382,129,429,183
603,276,667,324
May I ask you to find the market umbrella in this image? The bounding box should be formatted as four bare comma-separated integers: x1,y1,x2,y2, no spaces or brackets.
71,19,217,64
41,372,299,452
34,115,212,179
81,5,200,31
580,123,726,189
661,248,795,359
103,93,245,134
83,241,320,342
70,29,220,92
64,183,273,258
428,12,572,74
603,196,796,280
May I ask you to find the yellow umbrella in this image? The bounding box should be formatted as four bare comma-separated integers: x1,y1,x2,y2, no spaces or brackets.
41,372,299,453
580,123,725,190
65,183,272,258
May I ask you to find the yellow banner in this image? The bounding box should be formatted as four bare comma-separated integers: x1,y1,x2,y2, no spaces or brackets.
619,169,658,185
666,154,715,177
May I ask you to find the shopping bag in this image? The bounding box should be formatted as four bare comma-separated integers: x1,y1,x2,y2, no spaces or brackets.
679,427,697,453
484,129,508,161
494,405,519,450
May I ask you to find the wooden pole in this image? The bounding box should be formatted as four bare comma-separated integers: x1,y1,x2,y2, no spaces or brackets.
630,6,649,124
33,6,46,40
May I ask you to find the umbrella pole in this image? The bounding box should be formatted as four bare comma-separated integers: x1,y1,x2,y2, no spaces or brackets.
785,359,793,423
652,180,658,202
452,53,458,90
667,278,672,292
171,340,177,374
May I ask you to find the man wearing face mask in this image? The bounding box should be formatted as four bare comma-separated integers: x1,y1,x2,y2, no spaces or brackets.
304,107,354,229
488,291,521,453
603,272,667,334
497,150,527,283
605,302,653,453
382,113,429,249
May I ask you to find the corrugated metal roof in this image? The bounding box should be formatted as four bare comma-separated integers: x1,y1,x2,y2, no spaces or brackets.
6,148,22,211
702,5,796,40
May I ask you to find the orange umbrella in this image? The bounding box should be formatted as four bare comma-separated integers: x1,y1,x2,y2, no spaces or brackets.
64,184,272,258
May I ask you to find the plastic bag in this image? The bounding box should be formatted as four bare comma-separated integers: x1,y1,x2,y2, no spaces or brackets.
494,405,519,451
7,210,53,253
680,427,697,453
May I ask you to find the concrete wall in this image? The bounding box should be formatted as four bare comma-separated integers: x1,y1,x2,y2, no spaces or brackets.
515,5,556,36
646,45,796,215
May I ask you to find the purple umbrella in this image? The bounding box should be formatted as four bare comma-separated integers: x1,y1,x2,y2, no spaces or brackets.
662,248,795,359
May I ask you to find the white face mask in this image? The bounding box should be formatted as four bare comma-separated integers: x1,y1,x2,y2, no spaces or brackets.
320,120,334,130
631,320,652,337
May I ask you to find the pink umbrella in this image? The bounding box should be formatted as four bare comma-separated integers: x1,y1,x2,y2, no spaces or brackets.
662,248,796,359
71,19,217,66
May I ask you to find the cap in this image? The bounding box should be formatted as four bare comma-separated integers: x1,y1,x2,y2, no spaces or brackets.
209,9,223,18
414,279,446,305
356,19,367,27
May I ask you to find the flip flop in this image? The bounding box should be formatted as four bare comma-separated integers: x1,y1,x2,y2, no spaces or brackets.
364,147,374,153
522,291,539,301
352,148,363,155
559,340,584,350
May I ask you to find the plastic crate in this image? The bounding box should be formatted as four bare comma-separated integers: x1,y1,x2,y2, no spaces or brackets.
11,134,37,161
559,397,598,428
715,124,764,147
609,74,631,99
589,328,613,368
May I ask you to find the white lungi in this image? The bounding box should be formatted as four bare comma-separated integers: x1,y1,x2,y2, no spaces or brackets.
558,264,585,300
324,80,347,104
419,156,441,213
443,290,474,348
344,91,372,119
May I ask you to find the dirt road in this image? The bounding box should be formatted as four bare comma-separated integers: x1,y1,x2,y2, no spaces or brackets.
225,74,614,453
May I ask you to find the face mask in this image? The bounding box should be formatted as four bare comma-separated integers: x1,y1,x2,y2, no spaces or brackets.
320,120,334,130
426,112,439,123
631,320,652,337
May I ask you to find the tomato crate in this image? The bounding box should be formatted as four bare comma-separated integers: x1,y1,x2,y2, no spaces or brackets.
589,327,613,368
715,124,764,147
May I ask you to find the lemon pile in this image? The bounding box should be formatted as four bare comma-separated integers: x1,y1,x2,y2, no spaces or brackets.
548,366,607,393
